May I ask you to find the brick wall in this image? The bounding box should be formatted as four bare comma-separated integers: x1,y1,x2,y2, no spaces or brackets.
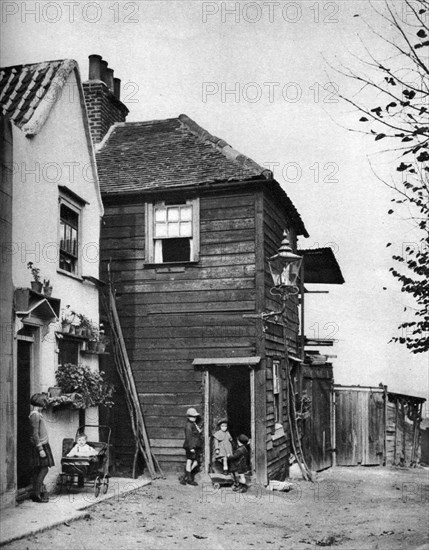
83,81,129,144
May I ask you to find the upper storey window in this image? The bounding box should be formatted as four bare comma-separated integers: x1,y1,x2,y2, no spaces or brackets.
146,198,199,263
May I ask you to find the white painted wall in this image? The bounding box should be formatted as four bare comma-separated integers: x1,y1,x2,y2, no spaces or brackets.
11,70,102,490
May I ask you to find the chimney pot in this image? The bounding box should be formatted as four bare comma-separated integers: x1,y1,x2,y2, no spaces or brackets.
113,77,121,100
106,68,114,92
100,60,108,86
88,54,102,80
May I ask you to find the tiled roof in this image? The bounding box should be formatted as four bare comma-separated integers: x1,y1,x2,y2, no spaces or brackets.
0,59,77,136
97,114,308,235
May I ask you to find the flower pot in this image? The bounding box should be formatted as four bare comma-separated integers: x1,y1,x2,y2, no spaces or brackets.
75,326,84,336
48,386,62,398
31,281,43,293
62,323,72,334
43,286,53,297
69,325,76,335
87,340,98,352
96,342,106,354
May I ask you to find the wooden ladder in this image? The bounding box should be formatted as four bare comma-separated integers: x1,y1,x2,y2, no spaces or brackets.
101,268,164,479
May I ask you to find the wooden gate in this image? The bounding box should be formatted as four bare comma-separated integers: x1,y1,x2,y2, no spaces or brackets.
301,365,333,471
334,385,386,466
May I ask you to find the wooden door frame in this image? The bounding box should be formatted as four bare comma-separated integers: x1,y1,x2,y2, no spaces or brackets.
203,368,256,476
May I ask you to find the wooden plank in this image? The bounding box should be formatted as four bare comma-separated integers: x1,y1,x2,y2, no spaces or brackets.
149,439,183,448
135,381,202,393
200,241,255,256
200,218,255,232
130,347,256,361
125,325,256,340
200,193,254,210
119,310,256,326
135,301,255,314
202,205,255,221
138,393,201,405
121,278,255,293
129,338,256,350
108,254,256,273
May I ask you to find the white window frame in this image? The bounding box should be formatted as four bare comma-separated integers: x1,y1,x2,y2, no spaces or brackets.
58,195,82,277
145,198,200,264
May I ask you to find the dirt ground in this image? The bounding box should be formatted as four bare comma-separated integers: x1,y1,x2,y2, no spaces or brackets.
4,466,428,550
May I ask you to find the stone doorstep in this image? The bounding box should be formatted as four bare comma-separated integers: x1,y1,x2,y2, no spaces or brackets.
0,477,152,547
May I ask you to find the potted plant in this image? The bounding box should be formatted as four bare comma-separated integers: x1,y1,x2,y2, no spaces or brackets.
61,305,76,334
43,278,53,297
96,331,110,354
27,262,42,293
55,363,114,409
77,314,95,338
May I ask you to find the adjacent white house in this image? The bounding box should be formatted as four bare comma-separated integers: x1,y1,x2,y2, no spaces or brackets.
0,59,104,507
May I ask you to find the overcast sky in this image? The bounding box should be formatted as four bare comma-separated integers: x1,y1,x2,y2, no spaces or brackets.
1,0,427,402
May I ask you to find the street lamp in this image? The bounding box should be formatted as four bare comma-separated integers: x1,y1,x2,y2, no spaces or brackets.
268,231,303,296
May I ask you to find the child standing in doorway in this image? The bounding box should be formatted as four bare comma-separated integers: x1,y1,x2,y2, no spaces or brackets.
29,393,55,503
180,407,203,486
213,418,233,474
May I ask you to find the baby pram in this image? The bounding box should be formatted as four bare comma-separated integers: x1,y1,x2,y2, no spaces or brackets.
58,424,111,497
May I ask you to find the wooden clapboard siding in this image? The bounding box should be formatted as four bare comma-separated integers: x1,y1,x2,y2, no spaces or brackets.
260,190,300,480
262,191,300,357
100,189,259,472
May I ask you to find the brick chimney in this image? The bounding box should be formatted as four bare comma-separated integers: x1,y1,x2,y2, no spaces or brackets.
83,54,129,145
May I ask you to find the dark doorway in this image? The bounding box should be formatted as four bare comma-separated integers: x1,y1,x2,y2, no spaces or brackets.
17,339,33,489
208,367,251,460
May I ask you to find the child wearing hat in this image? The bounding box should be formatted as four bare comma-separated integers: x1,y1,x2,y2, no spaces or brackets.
213,418,233,474
180,407,203,486
228,434,250,493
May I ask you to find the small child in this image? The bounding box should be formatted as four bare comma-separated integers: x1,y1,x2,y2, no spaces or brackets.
67,433,97,457
213,418,233,474
228,434,250,493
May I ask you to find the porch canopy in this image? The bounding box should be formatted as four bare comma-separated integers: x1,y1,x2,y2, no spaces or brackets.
299,247,344,284
192,357,261,368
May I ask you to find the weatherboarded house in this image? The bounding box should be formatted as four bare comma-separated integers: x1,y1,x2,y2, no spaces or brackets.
81,55,345,483
95,114,308,483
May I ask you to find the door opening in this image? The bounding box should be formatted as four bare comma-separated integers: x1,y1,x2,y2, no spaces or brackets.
208,367,251,466
17,339,33,489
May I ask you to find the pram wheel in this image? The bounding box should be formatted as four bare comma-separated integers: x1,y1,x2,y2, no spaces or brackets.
102,474,109,494
94,476,102,497
213,482,221,490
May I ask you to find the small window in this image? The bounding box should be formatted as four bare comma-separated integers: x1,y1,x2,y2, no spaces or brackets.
58,339,79,365
59,201,80,274
273,360,281,424
146,198,199,263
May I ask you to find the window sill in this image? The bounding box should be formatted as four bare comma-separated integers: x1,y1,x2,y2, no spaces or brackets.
57,269,83,282
144,261,199,272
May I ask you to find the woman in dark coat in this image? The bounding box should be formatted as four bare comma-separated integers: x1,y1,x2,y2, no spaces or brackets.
180,407,203,486
29,393,54,502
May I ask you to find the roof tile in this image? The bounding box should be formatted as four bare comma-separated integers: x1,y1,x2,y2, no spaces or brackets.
0,59,77,136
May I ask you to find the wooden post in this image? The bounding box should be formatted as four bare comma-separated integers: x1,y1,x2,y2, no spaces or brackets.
394,399,399,465
203,370,210,474
383,385,388,466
